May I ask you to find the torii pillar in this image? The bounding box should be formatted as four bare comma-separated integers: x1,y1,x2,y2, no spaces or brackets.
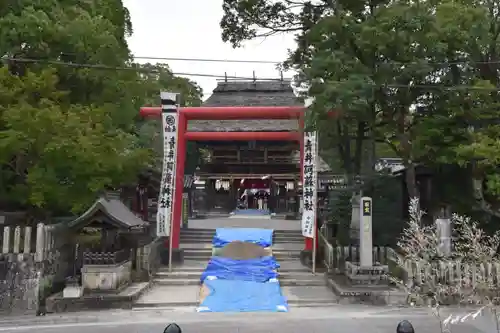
140,101,319,265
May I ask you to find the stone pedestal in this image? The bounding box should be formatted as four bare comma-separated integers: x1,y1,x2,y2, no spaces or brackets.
62,277,83,298
345,262,389,286
63,285,83,298
81,260,132,293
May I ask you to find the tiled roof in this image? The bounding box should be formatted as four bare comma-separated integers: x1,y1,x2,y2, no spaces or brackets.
67,194,147,230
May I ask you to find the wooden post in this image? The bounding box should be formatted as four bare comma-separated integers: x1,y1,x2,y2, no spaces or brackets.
23,226,32,254
35,223,45,262
13,226,21,254
2,227,10,254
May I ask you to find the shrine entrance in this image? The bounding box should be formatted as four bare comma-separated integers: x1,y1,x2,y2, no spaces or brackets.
139,92,317,261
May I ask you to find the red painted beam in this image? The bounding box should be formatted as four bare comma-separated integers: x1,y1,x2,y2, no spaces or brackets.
140,106,304,119
184,131,301,141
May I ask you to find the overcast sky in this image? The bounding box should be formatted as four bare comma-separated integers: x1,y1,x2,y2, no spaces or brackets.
122,0,296,99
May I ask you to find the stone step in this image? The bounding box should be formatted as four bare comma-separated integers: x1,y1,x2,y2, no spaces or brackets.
159,261,311,273
183,249,301,260
180,229,303,237
154,277,325,287
155,270,321,279
134,285,338,309
133,299,338,309
180,235,304,242
154,278,201,286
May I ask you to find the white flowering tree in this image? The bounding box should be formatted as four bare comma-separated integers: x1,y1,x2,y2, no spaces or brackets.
392,198,500,307
390,198,500,333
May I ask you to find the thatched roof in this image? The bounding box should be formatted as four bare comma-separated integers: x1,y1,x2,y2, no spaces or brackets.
188,80,301,132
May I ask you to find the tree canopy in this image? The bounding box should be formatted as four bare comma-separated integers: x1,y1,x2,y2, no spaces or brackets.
0,0,202,218
220,0,500,213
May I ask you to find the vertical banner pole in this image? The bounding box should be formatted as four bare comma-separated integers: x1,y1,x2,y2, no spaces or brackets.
301,130,318,272
312,220,317,274
157,92,179,273
312,131,319,274
169,214,174,272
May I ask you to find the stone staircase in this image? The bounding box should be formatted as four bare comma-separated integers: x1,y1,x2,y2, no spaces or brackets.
180,228,304,261
177,227,329,288
133,228,338,309
154,264,326,287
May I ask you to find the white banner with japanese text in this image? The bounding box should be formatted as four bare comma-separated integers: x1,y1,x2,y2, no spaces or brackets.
301,131,318,238
156,92,179,237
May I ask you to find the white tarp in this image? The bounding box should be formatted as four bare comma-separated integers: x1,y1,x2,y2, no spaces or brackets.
156,92,179,237
301,131,318,238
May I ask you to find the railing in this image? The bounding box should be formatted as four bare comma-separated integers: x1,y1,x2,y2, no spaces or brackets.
318,226,391,273
82,248,131,265
318,227,335,272
135,238,162,280
267,156,294,163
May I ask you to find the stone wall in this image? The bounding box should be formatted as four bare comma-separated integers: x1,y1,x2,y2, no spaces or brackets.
0,223,66,315
0,255,40,315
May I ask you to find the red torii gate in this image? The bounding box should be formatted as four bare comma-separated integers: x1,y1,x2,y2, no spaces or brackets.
139,105,315,258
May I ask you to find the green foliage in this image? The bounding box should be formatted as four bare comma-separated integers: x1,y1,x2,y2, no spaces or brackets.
0,67,150,214
326,191,352,245
0,0,203,217
220,0,500,207
135,63,203,174
368,175,405,246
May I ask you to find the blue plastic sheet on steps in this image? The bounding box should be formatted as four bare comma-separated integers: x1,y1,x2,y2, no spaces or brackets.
197,279,289,313
212,228,274,248
200,256,280,283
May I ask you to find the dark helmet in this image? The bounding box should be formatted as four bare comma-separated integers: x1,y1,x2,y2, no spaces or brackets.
396,320,415,333
164,323,182,333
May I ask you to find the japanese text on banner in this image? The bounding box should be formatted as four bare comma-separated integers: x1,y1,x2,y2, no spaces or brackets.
301,131,318,238
157,93,179,237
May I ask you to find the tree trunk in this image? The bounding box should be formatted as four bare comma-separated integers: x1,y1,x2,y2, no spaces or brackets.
404,163,419,199
336,120,352,174
353,122,365,175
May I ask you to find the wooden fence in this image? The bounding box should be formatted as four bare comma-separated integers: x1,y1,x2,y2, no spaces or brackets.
319,228,500,291
390,256,500,289
318,230,391,273
0,223,56,262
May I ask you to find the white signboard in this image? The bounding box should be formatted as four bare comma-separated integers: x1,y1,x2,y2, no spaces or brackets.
301,131,318,238
156,92,179,237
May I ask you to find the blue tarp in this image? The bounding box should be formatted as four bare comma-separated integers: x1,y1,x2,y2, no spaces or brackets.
197,279,289,312
212,228,274,248
200,256,280,283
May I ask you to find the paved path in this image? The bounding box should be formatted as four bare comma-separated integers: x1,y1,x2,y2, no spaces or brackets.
134,285,337,308
0,306,490,333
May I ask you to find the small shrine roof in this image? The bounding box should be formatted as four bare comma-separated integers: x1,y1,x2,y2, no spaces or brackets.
188,80,301,132
67,195,147,230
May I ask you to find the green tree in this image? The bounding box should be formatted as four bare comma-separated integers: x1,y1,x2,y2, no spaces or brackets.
136,63,204,174
0,1,204,217
0,68,150,217
219,0,500,204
